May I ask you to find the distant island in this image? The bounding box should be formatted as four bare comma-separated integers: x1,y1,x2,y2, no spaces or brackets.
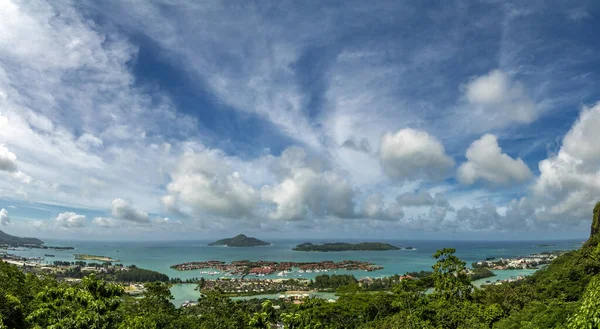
293,242,401,252
208,234,270,247
74,254,121,262
0,230,43,247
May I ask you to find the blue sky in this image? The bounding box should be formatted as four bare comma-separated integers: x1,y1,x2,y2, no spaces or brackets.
0,0,599,240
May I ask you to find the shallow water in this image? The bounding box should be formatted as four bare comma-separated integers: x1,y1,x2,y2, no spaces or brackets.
8,238,582,306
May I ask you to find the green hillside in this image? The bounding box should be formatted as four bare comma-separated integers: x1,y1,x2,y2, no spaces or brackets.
293,242,400,252
0,230,43,246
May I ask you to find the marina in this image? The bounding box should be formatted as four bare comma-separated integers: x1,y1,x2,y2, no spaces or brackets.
170,259,384,276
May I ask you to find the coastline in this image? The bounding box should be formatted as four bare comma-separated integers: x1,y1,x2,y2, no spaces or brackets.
3,238,583,307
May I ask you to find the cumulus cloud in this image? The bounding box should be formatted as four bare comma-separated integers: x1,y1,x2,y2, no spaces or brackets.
92,217,118,228
30,220,47,230
458,134,533,185
464,70,538,129
561,103,600,171
0,145,18,172
449,198,538,232
379,128,454,181
54,212,86,228
533,103,600,222
455,202,501,231
164,150,259,218
0,208,10,226
262,147,357,221
111,198,150,223
160,194,188,218
359,193,404,221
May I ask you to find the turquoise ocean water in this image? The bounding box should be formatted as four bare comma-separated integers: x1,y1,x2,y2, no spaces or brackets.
8,238,583,306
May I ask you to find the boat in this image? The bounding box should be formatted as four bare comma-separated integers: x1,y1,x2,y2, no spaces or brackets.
44,254,55,257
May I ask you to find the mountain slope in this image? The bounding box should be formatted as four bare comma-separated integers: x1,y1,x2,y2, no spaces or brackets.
0,230,44,246
208,234,270,247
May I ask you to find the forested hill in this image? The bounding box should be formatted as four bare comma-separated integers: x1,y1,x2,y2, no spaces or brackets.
208,234,270,247
293,242,400,252
0,230,43,246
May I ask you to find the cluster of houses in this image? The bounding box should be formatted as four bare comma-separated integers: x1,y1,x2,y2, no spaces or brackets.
171,259,384,277
474,252,562,270
201,278,307,294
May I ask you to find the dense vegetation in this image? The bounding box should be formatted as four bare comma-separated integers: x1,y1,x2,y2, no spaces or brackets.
208,234,270,247
308,274,358,290
60,264,169,283
293,242,400,252
0,202,599,328
0,230,43,246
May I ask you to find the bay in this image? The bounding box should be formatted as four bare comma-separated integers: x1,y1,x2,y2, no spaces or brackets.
8,238,583,306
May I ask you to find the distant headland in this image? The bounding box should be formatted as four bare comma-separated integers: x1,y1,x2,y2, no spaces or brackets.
0,230,74,250
208,234,270,247
0,230,44,247
293,242,401,252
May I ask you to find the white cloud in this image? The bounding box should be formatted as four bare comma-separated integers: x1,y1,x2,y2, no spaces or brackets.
261,147,357,221
0,208,10,226
0,144,18,172
449,197,538,232
379,128,454,181
54,212,86,228
359,193,404,221
0,144,33,185
0,0,595,237
0,0,195,214
30,220,47,230
24,111,54,133
463,70,538,129
458,134,533,185
533,103,600,222
92,217,118,228
77,133,104,150
561,103,600,172
455,202,501,231
164,150,259,218
111,198,150,223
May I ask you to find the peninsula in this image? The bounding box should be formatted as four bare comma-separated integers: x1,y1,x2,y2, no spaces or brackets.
0,230,43,247
293,242,400,252
208,234,270,247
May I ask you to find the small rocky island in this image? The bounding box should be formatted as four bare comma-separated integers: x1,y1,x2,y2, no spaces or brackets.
208,234,270,247
293,242,400,252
